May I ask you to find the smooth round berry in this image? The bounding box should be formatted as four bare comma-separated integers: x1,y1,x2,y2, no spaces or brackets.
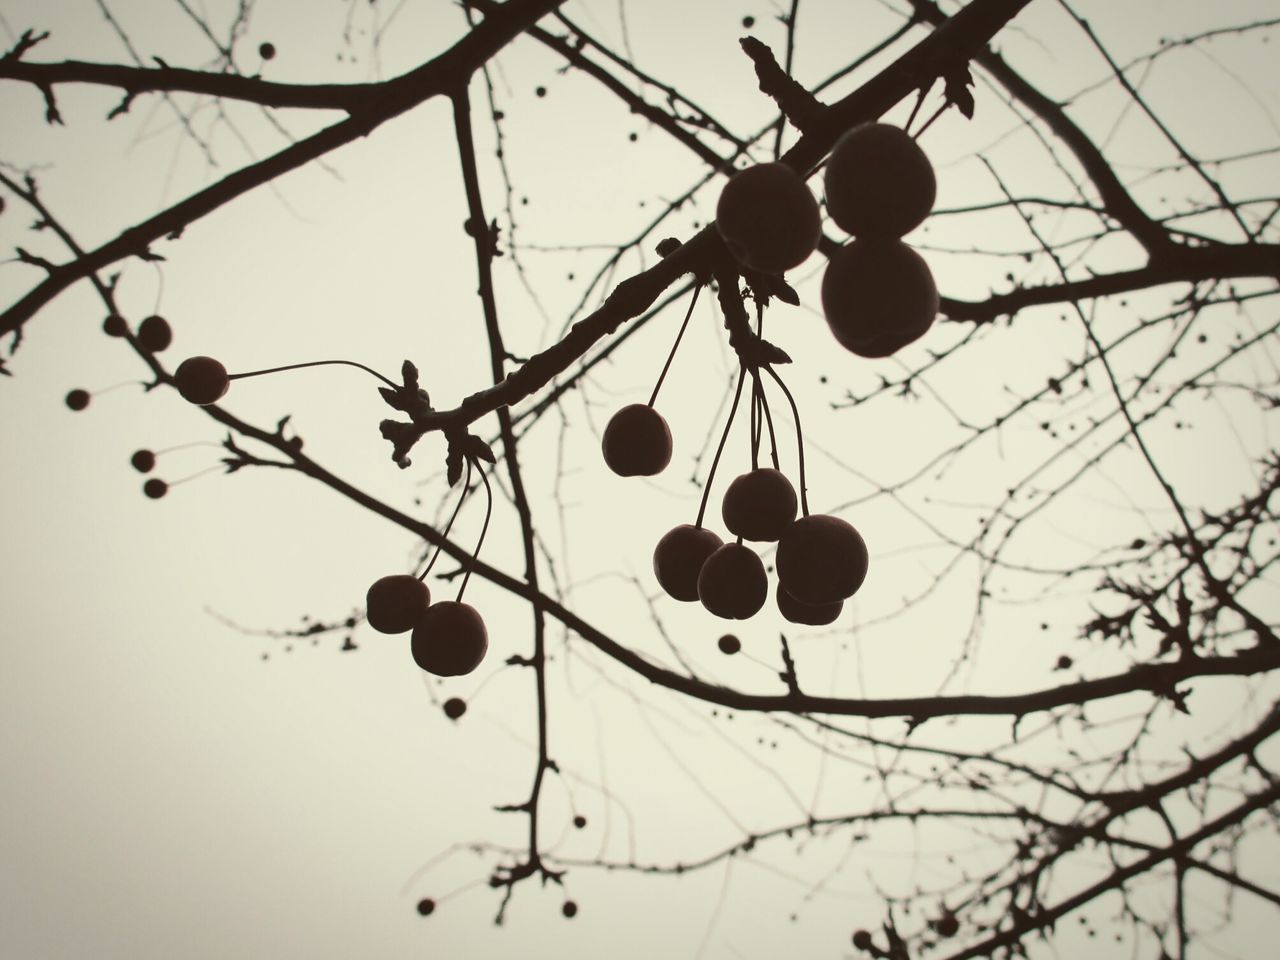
653,524,724,602
602,404,672,477
852,929,873,950
717,162,821,273
717,634,741,655
259,42,276,60
821,240,938,358
416,898,435,917
562,901,578,919
131,449,156,473
936,915,959,938
573,815,587,829
174,356,230,405
698,543,768,620
825,123,936,239
103,314,128,337
776,514,868,605
411,601,488,677
722,468,797,542
365,574,430,635
65,389,90,411
776,582,843,626
138,315,173,352
443,697,467,720
143,478,168,499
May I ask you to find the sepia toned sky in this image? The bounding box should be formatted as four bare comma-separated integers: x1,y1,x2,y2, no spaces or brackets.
2,1,1279,957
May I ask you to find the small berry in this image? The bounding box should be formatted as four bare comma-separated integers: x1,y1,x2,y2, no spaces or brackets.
65,389,90,411
602,404,672,477
776,582,843,626
716,162,820,274
365,574,431,635
742,16,755,28
535,85,547,98
174,356,230,405
776,514,868,605
653,524,723,602
936,914,959,938
131,449,157,473
416,898,435,916
852,929,873,950
143,478,168,499
698,543,768,620
573,815,587,829
443,697,467,720
721,468,797,542
103,314,128,337
138,315,173,352
411,601,488,677
259,42,276,60
825,123,935,239
562,901,578,919
717,634,741,655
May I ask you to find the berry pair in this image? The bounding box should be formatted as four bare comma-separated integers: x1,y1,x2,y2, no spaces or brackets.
365,574,488,677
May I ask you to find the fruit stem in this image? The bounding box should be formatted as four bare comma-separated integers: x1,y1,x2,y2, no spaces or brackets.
457,456,493,603
749,374,761,471
227,358,399,389
764,366,810,517
421,460,471,580
695,364,747,529
647,283,703,409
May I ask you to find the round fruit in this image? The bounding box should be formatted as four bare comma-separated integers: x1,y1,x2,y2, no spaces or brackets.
365,574,430,635
821,239,938,358
698,543,768,620
716,162,821,273
259,42,277,60
776,514,868,605
776,582,843,626
653,524,724,602
562,901,578,919
143,478,168,499
103,314,127,337
416,898,435,916
65,389,90,411
722,468,797,542
602,403,672,477
824,123,936,239
852,929,873,950
131,449,156,473
717,634,741,655
573,815,587,829
138,315,173,352
174,356,230,405
443,697,467,720
411,601,488,677
936,914,959,938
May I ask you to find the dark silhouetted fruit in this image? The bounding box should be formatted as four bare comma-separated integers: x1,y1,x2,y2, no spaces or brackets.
143,478,168,499
602,404,672,477
653,524,724,602
259,42,276,60
821,239,938,358
562,901,578,918
443,697,467,720
776,582,843,625
411,601,488,677
936,914,959,938
722,468,797,541
65,389,90,411
717,634,741,655
174,356,230,405
573,815,587,828
416,898,435,916
698,543,768,620
776,514,868,605
825,123,935,238
131,449,156,473
103,314,127,337
852,929,873,950
138,315,173,352
365,574,430,635
717,162,821,273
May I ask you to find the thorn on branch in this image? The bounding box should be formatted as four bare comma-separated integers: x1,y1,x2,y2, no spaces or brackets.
37,82,62,125
738,36,823,134
14,247,56,272
2,29,49,63
778,634,802,696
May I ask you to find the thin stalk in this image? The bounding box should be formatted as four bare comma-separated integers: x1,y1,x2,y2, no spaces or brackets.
228,358,398,389
695,365,747,529
647,283,702,408
765,366,809,517
421,460,471,580
457,457,493,603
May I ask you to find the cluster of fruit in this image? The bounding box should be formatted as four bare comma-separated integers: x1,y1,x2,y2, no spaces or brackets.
365,574,488,677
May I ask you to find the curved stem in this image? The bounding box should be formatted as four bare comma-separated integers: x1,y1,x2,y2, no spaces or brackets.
457,457,493,603
765,365,809,517
420,462,471,580
695,364,747,529
647,283,702,408
228,358,398,389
